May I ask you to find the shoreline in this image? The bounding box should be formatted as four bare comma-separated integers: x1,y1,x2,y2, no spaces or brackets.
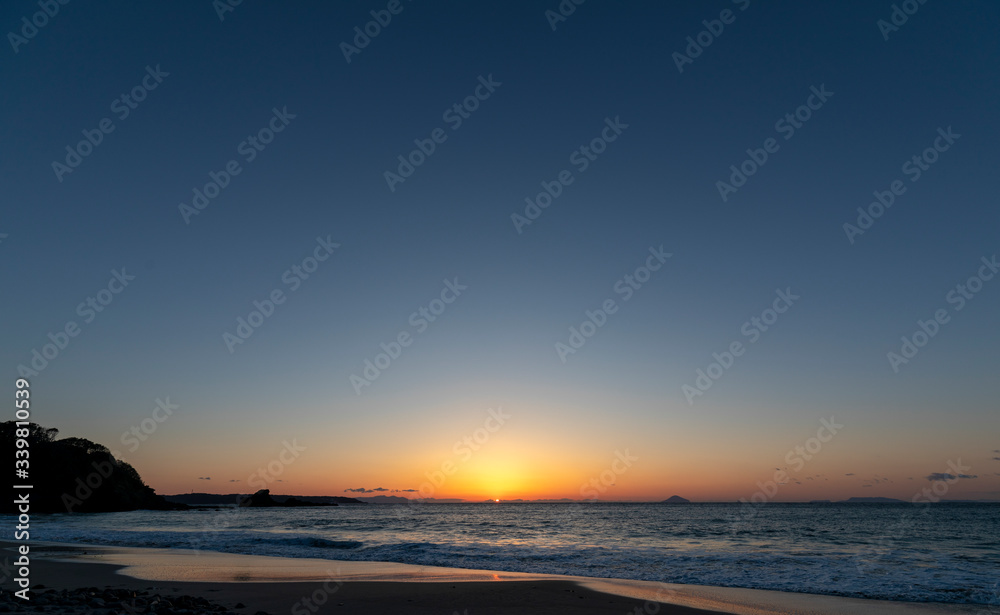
2,541,985,614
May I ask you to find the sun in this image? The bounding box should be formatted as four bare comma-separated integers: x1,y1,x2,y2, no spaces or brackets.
452,455,534,500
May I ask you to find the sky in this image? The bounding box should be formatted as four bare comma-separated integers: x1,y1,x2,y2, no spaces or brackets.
2,1,998,502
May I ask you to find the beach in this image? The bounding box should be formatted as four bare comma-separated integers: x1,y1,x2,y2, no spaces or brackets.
2,541,985,615
6,1,999,613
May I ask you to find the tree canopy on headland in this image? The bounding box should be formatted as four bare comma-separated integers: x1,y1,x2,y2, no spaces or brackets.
1,422,179,514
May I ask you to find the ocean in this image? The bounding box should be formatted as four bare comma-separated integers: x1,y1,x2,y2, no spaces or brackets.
27,502,1000,605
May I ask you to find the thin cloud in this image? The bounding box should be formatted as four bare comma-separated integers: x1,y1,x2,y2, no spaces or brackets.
926,473,978,481
198,476,211,480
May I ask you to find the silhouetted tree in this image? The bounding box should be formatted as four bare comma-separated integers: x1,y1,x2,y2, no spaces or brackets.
1,422,183,514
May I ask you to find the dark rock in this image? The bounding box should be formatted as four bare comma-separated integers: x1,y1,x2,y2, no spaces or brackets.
0,422,186,514
239,489,335,508
239,489,280,507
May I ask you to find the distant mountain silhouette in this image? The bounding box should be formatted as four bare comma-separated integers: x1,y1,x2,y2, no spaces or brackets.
662,495,690,503
840,497,906,503
486,498,577,503
356,495,464,503
164,492,365,506
0,422,181,514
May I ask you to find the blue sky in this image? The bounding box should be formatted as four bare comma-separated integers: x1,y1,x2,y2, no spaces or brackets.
2,1,998,500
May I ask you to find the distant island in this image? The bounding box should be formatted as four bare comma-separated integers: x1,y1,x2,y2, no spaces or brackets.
6,423,988,514
481,498,576,503
165,492,366,506
356,495,464,504
237,489,338,508
0,422,368,514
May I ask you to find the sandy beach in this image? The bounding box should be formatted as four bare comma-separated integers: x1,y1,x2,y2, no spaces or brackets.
1,541,984,615
6,2,998,613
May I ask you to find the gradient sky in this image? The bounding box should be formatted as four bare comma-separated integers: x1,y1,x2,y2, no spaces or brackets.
2,1,998,502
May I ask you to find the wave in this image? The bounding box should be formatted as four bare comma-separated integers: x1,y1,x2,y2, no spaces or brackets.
29,504,1000,607
249,536,363,550
33,526,1000,605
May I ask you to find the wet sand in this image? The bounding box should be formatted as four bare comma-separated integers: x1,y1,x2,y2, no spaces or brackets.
1,541,983,614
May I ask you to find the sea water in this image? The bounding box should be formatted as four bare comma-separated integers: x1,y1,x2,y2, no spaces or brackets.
26,502,1000,605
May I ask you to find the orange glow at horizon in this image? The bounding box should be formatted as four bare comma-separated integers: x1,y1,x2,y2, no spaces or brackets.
114,396,1000,503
